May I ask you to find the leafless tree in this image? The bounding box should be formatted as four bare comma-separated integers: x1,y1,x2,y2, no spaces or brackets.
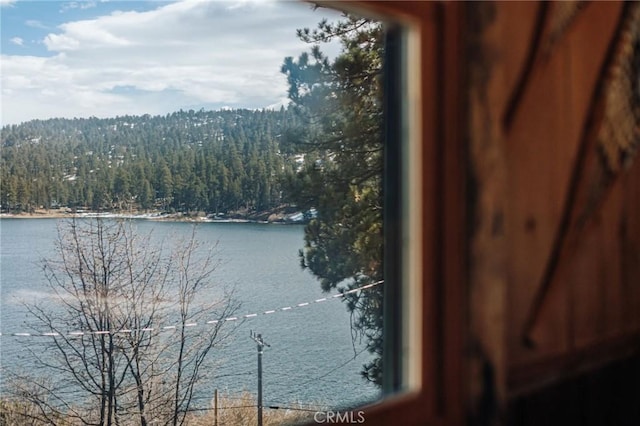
10,218,240,426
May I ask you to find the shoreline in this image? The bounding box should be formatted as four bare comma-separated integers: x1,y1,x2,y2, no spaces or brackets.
0,211,71,219
0,209,307,224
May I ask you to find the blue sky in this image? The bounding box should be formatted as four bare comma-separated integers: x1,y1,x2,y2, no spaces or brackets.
1,0,343,125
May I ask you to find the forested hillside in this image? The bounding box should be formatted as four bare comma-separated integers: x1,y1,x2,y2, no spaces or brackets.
1,108,310,214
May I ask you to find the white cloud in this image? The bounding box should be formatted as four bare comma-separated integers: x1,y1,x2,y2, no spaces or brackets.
60,1,97,12
25,19,51,30
43,33,80,50
0,0,17,7
10,37,24,46
1,0,343,124
226,0,275,11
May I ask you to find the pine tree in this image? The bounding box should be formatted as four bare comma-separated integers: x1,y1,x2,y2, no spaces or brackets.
281,15,385,385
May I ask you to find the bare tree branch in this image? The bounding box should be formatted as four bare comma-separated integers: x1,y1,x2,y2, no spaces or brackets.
10,218,239,425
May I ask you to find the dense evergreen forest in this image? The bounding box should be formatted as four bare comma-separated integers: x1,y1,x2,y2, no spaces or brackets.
0,108,310,215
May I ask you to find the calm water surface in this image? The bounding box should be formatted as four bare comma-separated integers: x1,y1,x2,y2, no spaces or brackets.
0,218,379,410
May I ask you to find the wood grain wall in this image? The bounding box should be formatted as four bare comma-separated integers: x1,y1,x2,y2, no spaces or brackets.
467,1,640,408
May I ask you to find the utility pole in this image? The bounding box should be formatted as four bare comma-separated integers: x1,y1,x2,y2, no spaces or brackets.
250,330,270,426
213,389,218,426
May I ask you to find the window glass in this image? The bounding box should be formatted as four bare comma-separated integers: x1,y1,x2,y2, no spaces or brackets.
0,1,401,423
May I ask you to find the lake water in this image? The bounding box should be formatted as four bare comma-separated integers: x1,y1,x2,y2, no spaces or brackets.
0,218,380,411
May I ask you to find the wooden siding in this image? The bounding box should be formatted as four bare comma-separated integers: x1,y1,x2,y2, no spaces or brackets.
468,0,640,401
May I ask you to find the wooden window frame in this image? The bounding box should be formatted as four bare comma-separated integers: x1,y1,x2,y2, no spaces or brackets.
305,2,640,424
